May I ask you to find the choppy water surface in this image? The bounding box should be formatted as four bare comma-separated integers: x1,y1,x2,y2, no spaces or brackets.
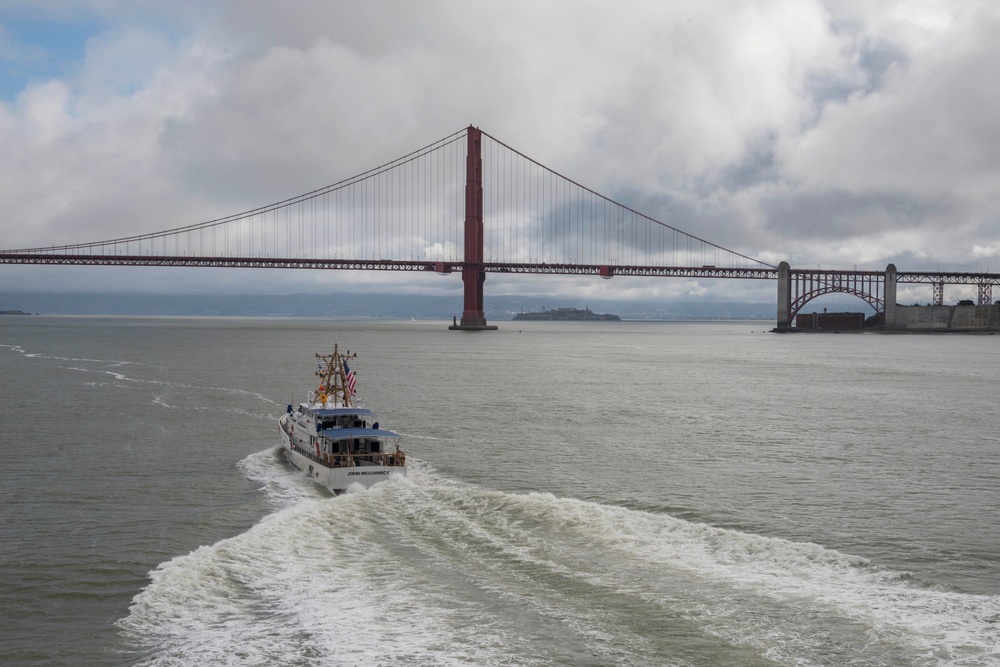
1,316,998,666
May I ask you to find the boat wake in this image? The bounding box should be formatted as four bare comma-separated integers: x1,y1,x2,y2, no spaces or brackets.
3,342,281,413
118,453,1000,667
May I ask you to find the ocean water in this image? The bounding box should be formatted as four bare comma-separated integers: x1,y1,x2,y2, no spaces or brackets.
1,316,998,666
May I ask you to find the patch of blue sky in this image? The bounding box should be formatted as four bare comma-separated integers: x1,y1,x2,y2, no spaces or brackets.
0,13,104,101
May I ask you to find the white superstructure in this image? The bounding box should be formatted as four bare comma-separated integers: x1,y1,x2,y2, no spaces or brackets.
278,346,406,493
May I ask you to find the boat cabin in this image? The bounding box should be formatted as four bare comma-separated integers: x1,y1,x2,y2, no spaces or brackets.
285,404,402,468
305,406,376,431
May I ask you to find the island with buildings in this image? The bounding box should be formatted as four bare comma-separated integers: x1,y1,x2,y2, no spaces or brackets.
512,306,621,321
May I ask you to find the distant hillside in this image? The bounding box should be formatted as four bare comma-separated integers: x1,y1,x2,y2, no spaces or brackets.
0,292,862,320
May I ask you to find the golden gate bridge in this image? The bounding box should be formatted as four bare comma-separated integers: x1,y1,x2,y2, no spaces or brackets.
1,126,997,329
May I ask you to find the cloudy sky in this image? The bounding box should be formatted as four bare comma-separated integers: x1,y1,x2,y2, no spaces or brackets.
1,0,997,305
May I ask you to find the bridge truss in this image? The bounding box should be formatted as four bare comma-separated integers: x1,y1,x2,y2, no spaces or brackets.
788,270,887,322
778,265,1000,327
897,272,998,307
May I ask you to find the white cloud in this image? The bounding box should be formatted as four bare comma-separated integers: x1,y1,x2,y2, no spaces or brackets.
972,245,999,258
1,0,998,302
779,5,1000,196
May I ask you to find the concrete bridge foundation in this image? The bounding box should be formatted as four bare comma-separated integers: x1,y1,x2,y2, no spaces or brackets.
884,263,897,327
776,261,791,329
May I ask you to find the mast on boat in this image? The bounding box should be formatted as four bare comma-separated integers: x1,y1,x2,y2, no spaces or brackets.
314,344,357,407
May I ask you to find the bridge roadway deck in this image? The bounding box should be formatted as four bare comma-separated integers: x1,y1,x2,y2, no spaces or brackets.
0,253,777,279
781,267,1000,286
2,253,999,285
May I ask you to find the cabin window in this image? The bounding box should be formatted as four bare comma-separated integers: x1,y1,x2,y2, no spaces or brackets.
370,442,381,453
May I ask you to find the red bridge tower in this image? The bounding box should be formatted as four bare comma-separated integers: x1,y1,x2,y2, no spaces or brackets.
450,126,497,330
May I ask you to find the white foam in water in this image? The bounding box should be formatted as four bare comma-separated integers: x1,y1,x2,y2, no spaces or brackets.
476,491,1000,665
6,343,284,411
237,447,327,509
120,491,529,666
120,469,1000,666
151,395,174,409
1,342,135,366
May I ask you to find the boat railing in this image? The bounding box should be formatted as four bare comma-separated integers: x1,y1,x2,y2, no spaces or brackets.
322,450,406,468
288,441,405,469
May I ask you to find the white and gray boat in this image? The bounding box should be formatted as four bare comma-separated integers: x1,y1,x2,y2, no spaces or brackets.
278,345,406,493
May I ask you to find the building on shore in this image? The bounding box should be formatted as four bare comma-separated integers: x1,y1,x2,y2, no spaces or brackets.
795,311,865,330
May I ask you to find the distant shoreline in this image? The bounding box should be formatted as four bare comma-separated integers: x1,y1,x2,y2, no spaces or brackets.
0,292,788,320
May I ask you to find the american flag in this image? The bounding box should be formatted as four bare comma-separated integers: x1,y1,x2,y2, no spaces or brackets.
344,360,357,395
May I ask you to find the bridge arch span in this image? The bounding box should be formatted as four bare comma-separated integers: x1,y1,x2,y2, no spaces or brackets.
789,286,883,323
777,262,888,328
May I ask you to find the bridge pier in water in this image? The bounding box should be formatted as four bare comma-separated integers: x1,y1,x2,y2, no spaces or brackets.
449,125,497,331
884,264,897,328
776,262,792,329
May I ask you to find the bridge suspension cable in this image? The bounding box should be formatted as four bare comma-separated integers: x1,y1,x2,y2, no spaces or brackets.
5,128,470,264
4,122,783,284
480,130,773,271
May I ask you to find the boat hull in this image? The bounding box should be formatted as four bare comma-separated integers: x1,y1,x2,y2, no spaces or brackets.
279,424,406,493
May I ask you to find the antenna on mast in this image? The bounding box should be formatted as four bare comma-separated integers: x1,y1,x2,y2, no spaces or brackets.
314,344,357,407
